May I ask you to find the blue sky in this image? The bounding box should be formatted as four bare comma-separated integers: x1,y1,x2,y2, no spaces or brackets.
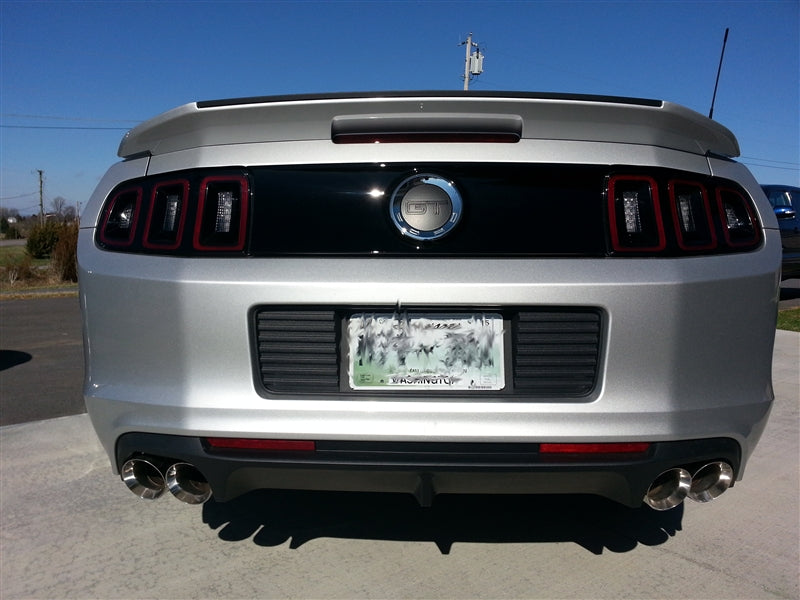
1,0,798,215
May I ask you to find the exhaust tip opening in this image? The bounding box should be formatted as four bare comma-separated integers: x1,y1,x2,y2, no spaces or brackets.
165,463,212,504
121,458,166,500
688,461,733,503
644,468,691,511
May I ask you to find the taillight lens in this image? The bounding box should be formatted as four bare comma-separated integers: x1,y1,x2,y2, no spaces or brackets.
143,180,189,250
717,187,761,248
98,188,142,247
608,175,665,252
669,180,717,251
95,167,762,258
607,173,761,256
193,176,249,251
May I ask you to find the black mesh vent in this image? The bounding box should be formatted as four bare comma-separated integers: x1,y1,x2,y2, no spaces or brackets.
255,310,340,393
254,308,602,397
513,311,601,395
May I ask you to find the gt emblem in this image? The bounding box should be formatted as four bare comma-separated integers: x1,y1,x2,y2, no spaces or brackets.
389,174,462,241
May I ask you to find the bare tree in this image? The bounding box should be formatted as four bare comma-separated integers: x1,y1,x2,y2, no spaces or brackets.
62,205,77,222
50,196,67,220
0,207,20,220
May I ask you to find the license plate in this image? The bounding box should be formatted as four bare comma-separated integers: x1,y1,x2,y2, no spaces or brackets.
346,313,505,391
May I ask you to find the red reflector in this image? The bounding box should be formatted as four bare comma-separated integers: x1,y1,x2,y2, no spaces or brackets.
539,443,651,454
205,438,316,451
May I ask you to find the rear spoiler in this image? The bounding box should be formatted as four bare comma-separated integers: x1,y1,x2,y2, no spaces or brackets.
118,91,740,159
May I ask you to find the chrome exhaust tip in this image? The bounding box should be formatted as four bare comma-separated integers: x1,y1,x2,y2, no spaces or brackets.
121,458,166,500
165,463,212,504
644,467,691,511
688,461,733,503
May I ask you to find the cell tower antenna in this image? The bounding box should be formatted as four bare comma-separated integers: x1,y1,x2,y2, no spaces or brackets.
460,32,484,90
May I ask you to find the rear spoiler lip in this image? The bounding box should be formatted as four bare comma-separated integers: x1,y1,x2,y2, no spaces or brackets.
195,90,664,109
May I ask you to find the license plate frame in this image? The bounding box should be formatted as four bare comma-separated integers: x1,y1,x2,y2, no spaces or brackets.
345,312,505,391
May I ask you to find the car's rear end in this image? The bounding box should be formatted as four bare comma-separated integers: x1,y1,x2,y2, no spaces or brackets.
78,92,781,511
762,184,800,279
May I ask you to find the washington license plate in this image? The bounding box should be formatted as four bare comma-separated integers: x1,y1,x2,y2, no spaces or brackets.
346,313,505,391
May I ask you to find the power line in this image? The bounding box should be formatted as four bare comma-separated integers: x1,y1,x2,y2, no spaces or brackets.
0,192,38,201
0,113,142,123
0,124,130,130
1,113,141,123
741,161,800,173
1,112,141,131
740,156,799,167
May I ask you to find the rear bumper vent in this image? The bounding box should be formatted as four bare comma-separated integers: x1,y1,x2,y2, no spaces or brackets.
254,310,340,393
513,311,602,396
253,308,603,399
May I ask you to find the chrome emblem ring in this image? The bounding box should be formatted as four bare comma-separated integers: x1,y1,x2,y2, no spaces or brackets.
389,174,462,241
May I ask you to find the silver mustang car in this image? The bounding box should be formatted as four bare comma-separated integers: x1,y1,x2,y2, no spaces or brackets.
78,91,781,511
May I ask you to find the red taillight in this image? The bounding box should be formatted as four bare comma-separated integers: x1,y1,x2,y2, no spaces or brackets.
205,438,316,451
607,174,761,256
143,180,189,250
95,168,763,258
717,187,761,248
99,187,142,248
193,175,249,251
539,442,651,454
607,175,666,252
669,180,717,251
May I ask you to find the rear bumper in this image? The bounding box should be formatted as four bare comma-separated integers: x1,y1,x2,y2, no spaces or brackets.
116,433,741,508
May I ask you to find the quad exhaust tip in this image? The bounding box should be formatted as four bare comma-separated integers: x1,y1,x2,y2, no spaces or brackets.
644,461,733,511
644,467,692,511
121,458,167,500
688,461,733,503
122,455,732,510
166,462,212,505
121,458,211,504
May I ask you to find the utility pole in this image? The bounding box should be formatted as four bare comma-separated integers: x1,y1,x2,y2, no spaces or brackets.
461,33,484,90
37,169,45,225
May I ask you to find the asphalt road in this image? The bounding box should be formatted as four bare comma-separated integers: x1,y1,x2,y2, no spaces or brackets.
0,295,84,426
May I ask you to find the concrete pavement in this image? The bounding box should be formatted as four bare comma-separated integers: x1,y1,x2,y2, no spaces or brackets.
1,331,797,599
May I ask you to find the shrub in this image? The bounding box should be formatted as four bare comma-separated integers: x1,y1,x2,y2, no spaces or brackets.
4,225,22,240
51,222,79,282
26,221,62,258
2,252,35,286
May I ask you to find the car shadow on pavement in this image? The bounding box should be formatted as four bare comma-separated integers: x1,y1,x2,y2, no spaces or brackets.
202,489,683,555
0,350,32,371
779,284,800,301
